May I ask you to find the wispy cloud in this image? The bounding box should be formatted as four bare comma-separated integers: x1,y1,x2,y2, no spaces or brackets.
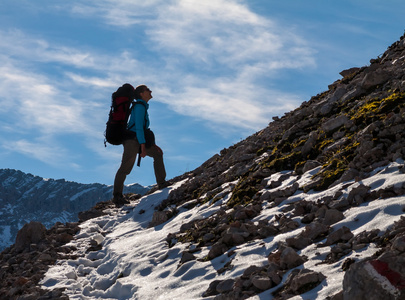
0,62,87,135
2,139,79,169
0,0,317,172
139,1,314,130
0,1,316,137
69,0,162,27
160,79,301,131
148,1,315,72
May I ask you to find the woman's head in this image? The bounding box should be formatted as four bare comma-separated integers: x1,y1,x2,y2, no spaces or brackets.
135,84,152,101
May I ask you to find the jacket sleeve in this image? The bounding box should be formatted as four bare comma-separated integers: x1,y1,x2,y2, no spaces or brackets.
131,104,147,144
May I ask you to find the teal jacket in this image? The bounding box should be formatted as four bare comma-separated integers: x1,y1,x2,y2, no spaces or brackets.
127,99,150,144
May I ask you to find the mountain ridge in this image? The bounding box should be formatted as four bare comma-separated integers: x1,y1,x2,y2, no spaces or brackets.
0,168,150,251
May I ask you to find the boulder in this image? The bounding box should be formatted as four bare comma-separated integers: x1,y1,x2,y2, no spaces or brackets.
343,259,405,300
325,226,353,246
251,275,272,290
289,269,326,294
15,221,46,253
280,247,306,269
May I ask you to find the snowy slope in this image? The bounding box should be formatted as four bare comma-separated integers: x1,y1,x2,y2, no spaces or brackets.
41,159,405,299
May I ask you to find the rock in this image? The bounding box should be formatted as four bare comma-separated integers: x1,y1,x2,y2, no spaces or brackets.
301,222,329,240
78,208,104,223
37,253,53,262
216,279,235,293
330,290,343,300
340,67,360,77
289,269,326,294
360,69,391,90
347,184,370,205
180,252,196,264
234,209,247,220
15,221,46,253
392,233,405,252
203,280,221,297
203,232,216,243
286,236,311,250
251,275,272,290
222,226,250,246
302,160,322,173
0,221,78,299
149,211,169,227
323,208,345,225
325,226,354,246
208,242,228,260
280,247,306,269
258,225,278,238
242,265,262,278
343,259,405,300
302,212,316,224
268,269,283,286
302,131,319,156
322,115,351,132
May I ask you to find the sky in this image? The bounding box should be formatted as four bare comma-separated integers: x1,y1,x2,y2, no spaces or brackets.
0,0,404,187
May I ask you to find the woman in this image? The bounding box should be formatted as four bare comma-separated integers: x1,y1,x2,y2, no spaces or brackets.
113,84,167,206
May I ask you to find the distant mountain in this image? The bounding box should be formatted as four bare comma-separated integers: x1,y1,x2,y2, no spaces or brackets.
0,169,149,251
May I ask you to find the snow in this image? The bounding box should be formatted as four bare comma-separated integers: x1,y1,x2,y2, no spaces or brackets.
0,226,12,249
70,187,98,201
48,210,75,225
41,160,405,299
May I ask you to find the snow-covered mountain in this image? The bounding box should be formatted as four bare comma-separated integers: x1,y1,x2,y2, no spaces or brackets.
38,33,405,299
41,160,405,300
1,34,405,300
0,169,150,251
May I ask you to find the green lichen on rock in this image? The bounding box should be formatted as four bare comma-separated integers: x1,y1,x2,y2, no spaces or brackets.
312,158,347,191
310,135,359,190
227,176,261,208
350,92,405,125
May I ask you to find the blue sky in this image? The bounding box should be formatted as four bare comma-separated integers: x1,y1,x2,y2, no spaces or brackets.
0,0,404,188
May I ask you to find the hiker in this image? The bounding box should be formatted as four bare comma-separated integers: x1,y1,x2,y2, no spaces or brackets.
113,84,167,206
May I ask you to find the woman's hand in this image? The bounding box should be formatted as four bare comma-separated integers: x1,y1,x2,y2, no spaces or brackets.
140,144,147,158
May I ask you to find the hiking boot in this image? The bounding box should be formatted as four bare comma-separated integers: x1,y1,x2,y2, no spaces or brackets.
145,181,171,195
113,193,130,207
158,181,170,190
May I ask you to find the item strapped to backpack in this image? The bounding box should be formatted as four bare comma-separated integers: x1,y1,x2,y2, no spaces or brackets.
104,83,136,146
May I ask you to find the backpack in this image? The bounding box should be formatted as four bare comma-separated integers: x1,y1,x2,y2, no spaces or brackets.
104,83,136,146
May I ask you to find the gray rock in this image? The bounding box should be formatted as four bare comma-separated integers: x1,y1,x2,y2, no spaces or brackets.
251,275,272,290
216,279,235,293
343,259,404,300
280,247,306,269
289,269,326,294
325,226,353,246
322,115,351,133
15,221,46,253
208,242,228,260
323,208,345,225
301,222,329,240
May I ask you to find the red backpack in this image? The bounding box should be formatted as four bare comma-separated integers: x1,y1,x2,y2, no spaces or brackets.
104,83,136,146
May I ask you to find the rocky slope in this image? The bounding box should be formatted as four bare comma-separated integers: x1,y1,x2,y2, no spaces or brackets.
1,33,405,299
0,169,149,251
